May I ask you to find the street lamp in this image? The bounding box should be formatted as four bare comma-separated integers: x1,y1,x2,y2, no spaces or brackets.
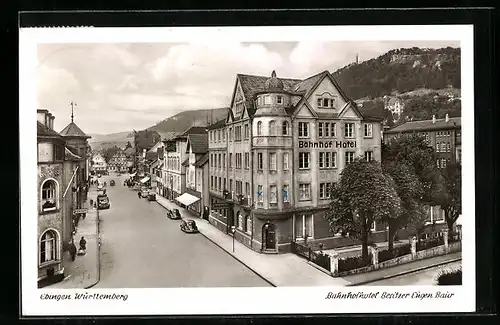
231,225,236,252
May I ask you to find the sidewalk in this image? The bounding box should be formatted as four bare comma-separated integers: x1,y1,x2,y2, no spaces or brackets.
49,186,100,289
343,251,462,286
156,195,350,287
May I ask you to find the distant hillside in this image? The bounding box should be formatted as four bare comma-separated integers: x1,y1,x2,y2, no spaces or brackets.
333,47,461,100
88,107,228,151
147,107,228,134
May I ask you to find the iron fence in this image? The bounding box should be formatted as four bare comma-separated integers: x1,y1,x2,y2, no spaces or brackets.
292,242,331,271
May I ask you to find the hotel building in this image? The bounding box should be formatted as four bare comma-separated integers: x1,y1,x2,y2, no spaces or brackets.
208,70,384,253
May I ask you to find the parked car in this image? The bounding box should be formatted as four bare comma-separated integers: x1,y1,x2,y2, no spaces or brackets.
147,192,156,201
97,194,110,210
97,184,104,191
166,208,181,220
141,187,149,198
180,219,199,233
110,180,115,186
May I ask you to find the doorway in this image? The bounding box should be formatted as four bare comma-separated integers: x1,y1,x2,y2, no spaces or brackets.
262,223,276,250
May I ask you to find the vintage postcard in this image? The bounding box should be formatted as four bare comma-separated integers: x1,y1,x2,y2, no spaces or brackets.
20,25,474,316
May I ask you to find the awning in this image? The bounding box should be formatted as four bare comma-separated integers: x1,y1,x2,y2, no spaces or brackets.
176,192,200,206
140,176,150,183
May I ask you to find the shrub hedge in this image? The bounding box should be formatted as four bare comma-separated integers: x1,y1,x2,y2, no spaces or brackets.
338,254,372,273
436,269,462,285
417,237,444,251
378,244,412,263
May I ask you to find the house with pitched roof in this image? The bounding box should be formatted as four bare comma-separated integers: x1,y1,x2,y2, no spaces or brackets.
183,133,209,216
207,70,384,254
163,126,208,201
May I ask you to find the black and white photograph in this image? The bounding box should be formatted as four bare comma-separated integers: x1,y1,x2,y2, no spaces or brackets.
20,25,475,315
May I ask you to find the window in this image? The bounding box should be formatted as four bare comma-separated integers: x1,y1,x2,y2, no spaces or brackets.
257,185,263,202
235,126,242,141
223,154,226,170
264,95,271,105
323,98,329,107
331,123,336,137
218,154,221,168
298,122,309,138
283,184,290,202
257,153,263,170
210,132,213,142
282,121,289,135
269,121,276,136
441,142,447,152
224,178,227,191
244,124,249,139
269,185,277,203
299,152,310,169
446,143,451,152
210,154,213,167
257,121,263,136
295,215,313,239
318,122,323,137
257,97,262,106
237,212,244,230
229,128,232,141
222,129,226,141
440,158,447,168
345,123,355,138
53,144,64,161
371,221,376,232
325,122,330,137
245,182,250,197
319,152,324,168
436,144,440,153
245,153,250,169
40,230,57,264
277,96,283,104
218,177,221,192
320,183,333,199
217,130,221,142
229,179,233,193
41,180,57,211
283,152,289,170
365,151,373,162
245,215,252,234
345,152,355,165
299,183,311,201
229,153,233,168
236,153,242,169
425,205,445,223
364,123,373,138
269,153,277,171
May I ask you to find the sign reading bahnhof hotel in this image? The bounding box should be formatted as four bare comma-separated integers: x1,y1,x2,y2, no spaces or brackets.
298,140,357,149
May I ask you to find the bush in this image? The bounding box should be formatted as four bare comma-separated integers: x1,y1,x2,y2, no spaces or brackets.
436,269,462,285
338,254,372,273
378,243,412,263
417,237,444,251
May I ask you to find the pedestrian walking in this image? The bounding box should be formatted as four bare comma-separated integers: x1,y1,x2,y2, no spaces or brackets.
138,191,141,198
69,240,77,261
79,236,87,251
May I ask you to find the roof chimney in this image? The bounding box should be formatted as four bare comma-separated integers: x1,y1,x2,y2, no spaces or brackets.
432,115,436,124
445,113,449,122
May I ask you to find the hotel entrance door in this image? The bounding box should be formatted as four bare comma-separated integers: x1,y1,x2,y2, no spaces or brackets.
263,223,276,250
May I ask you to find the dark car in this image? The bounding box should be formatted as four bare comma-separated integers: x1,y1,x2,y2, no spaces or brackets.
110,180,115,186
166,208,181,220
147,193,156,201
97,194,110,210
180,219,199,233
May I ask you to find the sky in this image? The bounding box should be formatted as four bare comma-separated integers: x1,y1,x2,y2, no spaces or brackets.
37,40,460,135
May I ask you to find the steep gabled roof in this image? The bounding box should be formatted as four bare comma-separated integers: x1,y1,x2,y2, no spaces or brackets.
59,122,90,138
207,118,226,130
385,117,461,133
186,134,208,154
37,121,63,138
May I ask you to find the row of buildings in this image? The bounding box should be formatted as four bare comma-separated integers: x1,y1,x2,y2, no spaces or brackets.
37,109,91,285
133,69,461,255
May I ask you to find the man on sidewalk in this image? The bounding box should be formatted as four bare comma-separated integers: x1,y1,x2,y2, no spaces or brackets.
69,239,77,261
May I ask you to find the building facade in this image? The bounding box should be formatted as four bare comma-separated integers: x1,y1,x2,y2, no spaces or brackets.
383,114,462,232
208,70,384,254
91,153,107,174
108,149,128,173
184,134,209,216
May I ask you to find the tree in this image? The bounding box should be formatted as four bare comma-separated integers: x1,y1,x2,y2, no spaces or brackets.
325,159,401,263
102,146,121,163
435,162,462,231
382,161,423,252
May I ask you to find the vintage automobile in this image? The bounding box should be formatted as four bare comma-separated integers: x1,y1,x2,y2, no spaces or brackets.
110,180,115,186
97,194,110,210
147,192,156,201
166,208,181,220
180,219,199,233
97,184,104,192
140,187,150,198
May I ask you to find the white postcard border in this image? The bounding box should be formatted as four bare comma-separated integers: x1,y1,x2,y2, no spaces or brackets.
20,25,475,315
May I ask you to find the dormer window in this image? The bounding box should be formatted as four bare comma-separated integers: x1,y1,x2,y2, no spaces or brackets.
277,96,283,104
264,96,271,105
317,97,337,108
257,97,262,106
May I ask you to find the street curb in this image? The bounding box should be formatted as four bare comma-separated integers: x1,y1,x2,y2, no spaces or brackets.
84,195,101,289
346,257,462,286
198,230,277,288
155,198,277,287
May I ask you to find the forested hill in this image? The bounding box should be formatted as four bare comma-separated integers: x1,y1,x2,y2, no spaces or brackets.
332,47,461,100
